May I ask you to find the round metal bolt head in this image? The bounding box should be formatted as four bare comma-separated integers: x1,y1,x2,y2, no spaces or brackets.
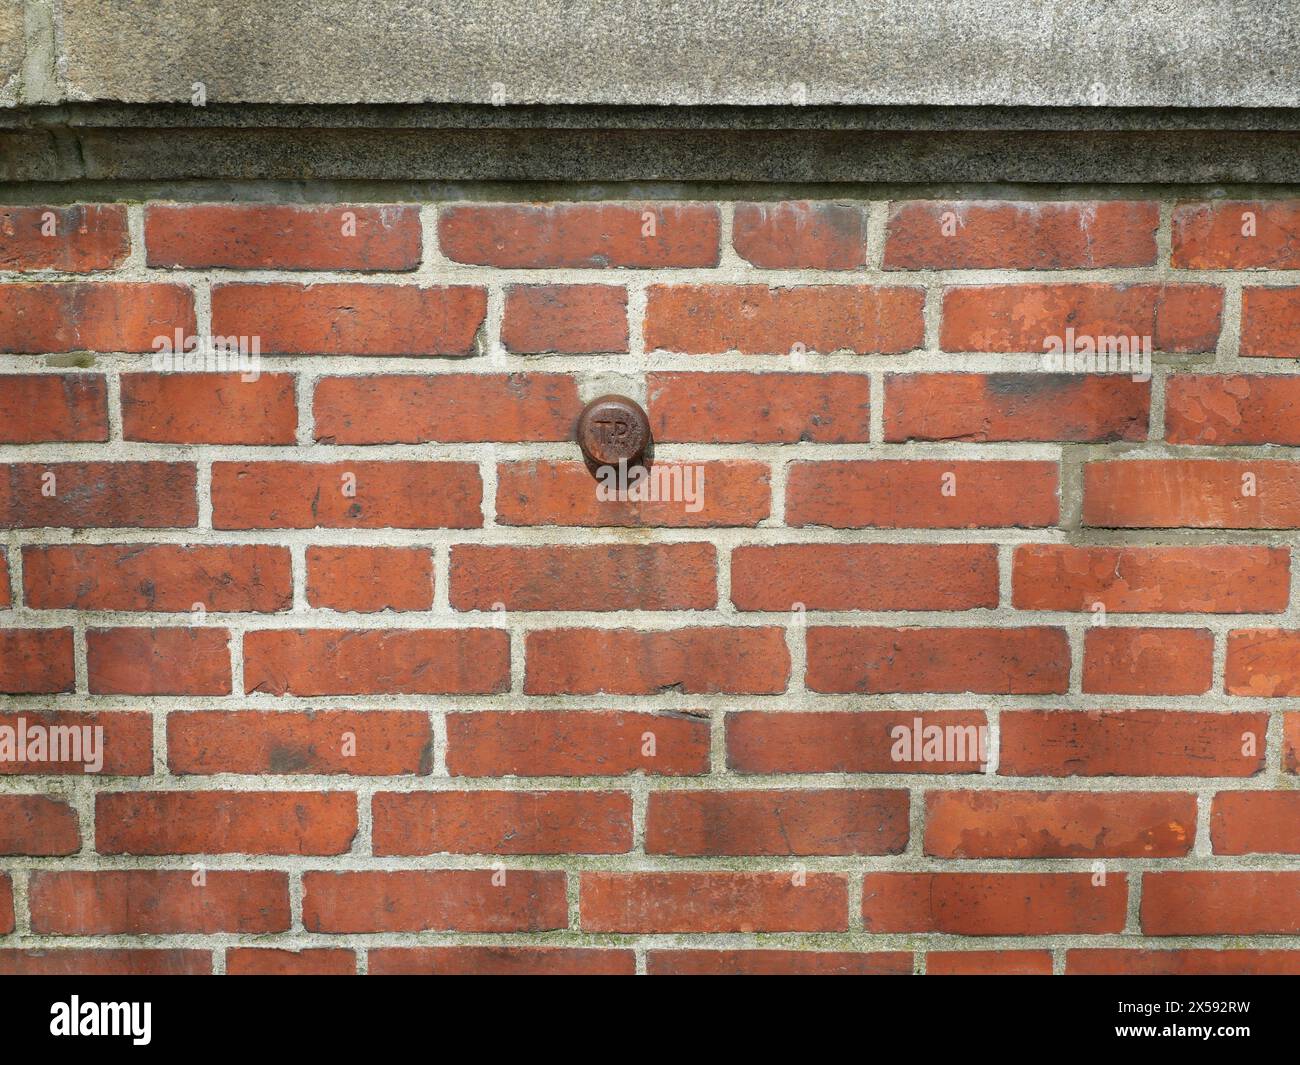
576,394,651,468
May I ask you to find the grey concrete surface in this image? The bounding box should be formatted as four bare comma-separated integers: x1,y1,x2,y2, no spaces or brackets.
5,2,1300,185
0,0,26,107
18,0,1300,109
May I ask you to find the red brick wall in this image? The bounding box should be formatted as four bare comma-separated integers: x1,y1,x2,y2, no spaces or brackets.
1,197,1299,975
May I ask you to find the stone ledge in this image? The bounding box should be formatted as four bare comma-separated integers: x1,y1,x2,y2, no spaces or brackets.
5,104,1300,185
22,0,1300,109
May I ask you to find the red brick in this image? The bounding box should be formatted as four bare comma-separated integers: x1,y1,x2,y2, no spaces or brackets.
1083,627,1212,695
96,792,357,855
1142,872,1300,935
168,709,432,776
121,373,296,445
648,371,871,443
145,204,420,270
212,461,482,529
806,626,1069,695
863,873,1126,934
731,543,998,611
501,284,628,353
648,950,910,976
1067,949,1300,975
1001,710,1268,778
0,711,153,776
0,628,73,693
244,628,509,696
645,284,923,354
1085,459,1300,528
0,551,8,608
885,373,1149,442
0,205,129,271
524,626,789,695
373,791,632,855
732,201,867,269
0,282,195,353
927,951,1053,976
210,283,485,356
24,191,1300,964
0,374,108,442
1172,201,1300,268
369,947,634,976
438,203,720,268
24,544,292,612
87,627,230,696
646,789,908,856
0,462,196,528
226,948,356,976
786,460,1058,528
1211,792,1300,854
306,546,434,612
302,870,567,933
1166,374,1300,445
497,459,769,527
0,795,80,855
451,543,716,611
1227,629,1300,696
29,870,290,934
1241,286,1300,357
1012,545,1289,613
924,790,1195,858
0,875,10,933
941,283,1222,353
580,872,847,933
0,949,210,975
314,373,580,444
886,200,1158,269
726,711,990,775
446,710,710,777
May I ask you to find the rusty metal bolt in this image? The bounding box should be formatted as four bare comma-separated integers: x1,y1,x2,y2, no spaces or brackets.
576,394,652,470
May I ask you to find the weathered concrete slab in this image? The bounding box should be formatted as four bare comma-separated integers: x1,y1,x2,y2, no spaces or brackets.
0,0,26,107
51,0,1300,108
